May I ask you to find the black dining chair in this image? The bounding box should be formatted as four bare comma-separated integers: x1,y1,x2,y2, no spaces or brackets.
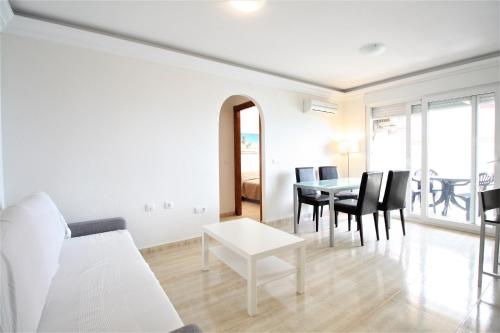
334,171,383,246
318,166,358,218
378,170,410,239
478,188,500,288
295,167,331,232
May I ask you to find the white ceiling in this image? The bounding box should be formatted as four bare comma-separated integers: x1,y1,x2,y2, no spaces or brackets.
10,1,500,91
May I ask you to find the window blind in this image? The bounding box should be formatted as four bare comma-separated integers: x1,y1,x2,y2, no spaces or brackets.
371,103,406,119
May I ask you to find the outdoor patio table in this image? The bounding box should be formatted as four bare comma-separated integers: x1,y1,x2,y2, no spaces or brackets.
430,177,470,219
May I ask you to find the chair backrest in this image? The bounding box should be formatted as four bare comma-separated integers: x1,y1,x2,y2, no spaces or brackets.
380,170,410,211
319,166,339,180
357,171,384,215
479,188,500,213
478,172,494,191
295,167,316,196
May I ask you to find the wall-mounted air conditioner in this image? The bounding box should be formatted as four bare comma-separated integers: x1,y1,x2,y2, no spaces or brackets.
303,99,338,115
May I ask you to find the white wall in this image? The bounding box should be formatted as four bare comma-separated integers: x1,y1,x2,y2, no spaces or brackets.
339,96,366,177
2,34,342,248
218,95,249,215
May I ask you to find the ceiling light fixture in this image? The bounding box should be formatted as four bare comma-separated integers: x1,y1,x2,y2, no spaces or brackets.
230,0,266,13
359,43,387,56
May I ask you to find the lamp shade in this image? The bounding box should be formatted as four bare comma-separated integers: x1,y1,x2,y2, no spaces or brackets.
339,140,359,154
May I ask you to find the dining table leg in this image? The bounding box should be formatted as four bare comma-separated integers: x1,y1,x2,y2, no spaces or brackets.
293,184,298,234
329,189,335,247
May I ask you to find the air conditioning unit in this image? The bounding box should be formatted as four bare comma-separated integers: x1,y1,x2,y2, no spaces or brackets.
303,99,338,115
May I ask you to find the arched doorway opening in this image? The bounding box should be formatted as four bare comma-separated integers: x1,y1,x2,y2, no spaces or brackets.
218,95,263,221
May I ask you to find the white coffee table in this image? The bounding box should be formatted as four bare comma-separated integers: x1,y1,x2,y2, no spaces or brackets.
202,218,306,316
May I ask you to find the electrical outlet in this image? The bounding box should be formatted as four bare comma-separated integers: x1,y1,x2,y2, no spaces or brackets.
145,203,156,212
194,206,207,214
164,201,174,210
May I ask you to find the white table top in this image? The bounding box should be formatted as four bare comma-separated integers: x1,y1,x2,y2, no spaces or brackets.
203,218,305,258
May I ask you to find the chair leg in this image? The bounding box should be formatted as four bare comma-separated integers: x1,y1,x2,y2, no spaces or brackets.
399,209,406,236
320,205,323,218
478,221,486,288
357,215,364,246
312,206,316,222
315,206,319,232
432,192,437,214
348,214,351,231
383,210,390,240
494,225,500,274
334,210,338,228
373,212,379,241
297,202,302,224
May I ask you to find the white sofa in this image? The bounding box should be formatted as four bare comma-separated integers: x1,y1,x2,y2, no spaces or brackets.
0,192,192,332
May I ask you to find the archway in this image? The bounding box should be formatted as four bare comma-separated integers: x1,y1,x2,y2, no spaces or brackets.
218,95,264,222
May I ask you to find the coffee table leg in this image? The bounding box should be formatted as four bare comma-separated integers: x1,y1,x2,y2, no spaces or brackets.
247,258,257,316
296,246,305,294
202,231,209,271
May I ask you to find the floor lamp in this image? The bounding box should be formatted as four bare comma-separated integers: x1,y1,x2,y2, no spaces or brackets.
339,140,359,178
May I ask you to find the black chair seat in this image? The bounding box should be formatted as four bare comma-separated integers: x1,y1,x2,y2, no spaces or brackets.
301,193,332,205
335,191,358,200
334,199,358,214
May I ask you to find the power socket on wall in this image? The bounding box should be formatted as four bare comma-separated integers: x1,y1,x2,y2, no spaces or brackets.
144,203,156,212
164,201,174,209
194,206,207,214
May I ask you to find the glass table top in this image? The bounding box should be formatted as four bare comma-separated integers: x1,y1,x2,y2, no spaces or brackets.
294,177,361,190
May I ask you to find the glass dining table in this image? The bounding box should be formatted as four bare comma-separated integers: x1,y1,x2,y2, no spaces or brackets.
293,178,361,247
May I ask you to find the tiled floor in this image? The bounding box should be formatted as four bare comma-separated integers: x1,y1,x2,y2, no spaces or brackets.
143,214,500,332
242,200,260,221
221,200,261,222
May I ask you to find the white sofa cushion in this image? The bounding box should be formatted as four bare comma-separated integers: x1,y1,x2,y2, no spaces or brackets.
0,192,66,332
37,230,184,332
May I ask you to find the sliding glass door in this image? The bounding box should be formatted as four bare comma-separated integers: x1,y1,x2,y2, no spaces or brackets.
409,105,423,215
476,94,496,217
427,97,473,222
369,87,497,227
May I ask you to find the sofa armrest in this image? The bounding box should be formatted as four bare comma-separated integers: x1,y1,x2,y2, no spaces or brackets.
169,324,203,333
68,217,126,238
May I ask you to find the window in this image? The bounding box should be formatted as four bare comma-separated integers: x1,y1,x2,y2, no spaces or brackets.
369,89,497,226
370,104,407,196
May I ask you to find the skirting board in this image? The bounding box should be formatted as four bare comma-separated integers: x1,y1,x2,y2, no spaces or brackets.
139,215,304,255
140,212,490,255
140,236,201,255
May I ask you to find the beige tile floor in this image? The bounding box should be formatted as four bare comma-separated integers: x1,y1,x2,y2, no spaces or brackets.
221,200,261,222
143,214,500,332
241,200,261,221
